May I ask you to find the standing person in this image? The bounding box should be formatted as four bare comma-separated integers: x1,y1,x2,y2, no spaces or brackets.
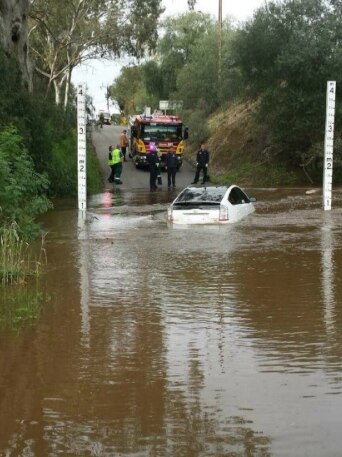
191,143,209,184
99,112,104,128
112,144,123,184
165,146,178,189
146,145,160,191
108,145,115,182
119,129,129,161
156,147,163,185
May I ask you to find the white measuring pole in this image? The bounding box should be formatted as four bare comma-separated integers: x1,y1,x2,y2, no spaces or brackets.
323,81,336,211
77,84,87,210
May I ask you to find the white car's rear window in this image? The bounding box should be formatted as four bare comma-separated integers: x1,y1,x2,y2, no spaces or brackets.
174,187,227,204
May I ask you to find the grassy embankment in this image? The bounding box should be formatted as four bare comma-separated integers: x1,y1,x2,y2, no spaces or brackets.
185,100,302,187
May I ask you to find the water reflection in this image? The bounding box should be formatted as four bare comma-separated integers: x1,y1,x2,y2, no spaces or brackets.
321,213,335,334
78,210,90,348
2,188,342,456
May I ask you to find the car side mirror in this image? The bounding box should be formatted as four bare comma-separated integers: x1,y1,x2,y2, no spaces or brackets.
183,128,189,140
249,197,257,202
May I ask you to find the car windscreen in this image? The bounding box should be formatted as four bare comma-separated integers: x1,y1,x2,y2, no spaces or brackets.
141,124,182,141
174,187,227,204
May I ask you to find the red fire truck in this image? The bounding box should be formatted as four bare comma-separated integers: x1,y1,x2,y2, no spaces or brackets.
129,112,187,170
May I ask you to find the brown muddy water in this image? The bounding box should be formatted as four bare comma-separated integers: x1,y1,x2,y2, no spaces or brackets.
1,187,342,457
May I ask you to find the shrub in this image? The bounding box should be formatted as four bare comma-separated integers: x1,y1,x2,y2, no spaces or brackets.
0,126,52,239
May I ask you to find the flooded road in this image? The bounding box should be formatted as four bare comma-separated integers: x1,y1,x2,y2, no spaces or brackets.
1,184,342,456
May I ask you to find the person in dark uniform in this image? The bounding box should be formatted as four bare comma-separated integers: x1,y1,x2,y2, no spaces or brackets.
165,146,178,189
146,145,160,191
99,112,104,128
191,143,209,184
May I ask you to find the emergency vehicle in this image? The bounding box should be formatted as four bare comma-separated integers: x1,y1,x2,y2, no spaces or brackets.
129,112,187,169
98,111,112,125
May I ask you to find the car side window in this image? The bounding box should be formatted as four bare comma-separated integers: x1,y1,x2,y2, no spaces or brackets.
228,187,250,205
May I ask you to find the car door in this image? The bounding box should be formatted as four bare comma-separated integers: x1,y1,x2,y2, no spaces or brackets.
227,186,253,221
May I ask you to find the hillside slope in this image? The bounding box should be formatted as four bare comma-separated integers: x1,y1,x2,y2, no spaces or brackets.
187,100,300,186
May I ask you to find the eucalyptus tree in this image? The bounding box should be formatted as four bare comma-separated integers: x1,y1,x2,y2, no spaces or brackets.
0,0,32,89
147,11,213,101
176,21,237,113
109,65,144,114
109,64,159,114
159,11,212,63
28,0,164,106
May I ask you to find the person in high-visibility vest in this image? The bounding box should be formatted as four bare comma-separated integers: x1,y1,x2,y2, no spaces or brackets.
111,144,123,184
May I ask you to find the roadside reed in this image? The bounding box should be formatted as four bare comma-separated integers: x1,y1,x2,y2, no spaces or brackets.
0,222,46,285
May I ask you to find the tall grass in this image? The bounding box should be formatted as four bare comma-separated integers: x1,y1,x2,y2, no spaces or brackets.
0,286,45,331
0,222,46,285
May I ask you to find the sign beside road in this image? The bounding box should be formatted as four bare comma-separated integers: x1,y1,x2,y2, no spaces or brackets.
159,100,169,110
159,100,183,112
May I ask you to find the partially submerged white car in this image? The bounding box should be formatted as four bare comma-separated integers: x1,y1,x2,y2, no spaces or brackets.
167,184,256,225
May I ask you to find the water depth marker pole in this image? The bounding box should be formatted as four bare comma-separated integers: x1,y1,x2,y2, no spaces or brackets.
77,84,87,210
323,81,336,211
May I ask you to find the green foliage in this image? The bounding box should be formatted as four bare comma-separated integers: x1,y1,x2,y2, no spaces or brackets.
47,134,78,196
47,133,102,197
0,127,52,239
86,146,103,195
215,162,298,186
176,27,220,113
110,11,216,112
157,11,214,101
0,48,77,172
143,60,164,99
182,108,210,146
158,11,212,61
168,19,240,112
0,283,45,331
231,0,342,167
0,222,46,284
109,66,145,114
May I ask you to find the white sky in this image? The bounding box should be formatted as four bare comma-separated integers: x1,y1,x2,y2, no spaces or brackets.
72,0,265,114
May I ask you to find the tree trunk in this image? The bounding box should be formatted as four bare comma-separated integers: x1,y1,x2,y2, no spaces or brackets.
64,67,71,109
0,0,32,90
53,79,61,105
53,73,67,106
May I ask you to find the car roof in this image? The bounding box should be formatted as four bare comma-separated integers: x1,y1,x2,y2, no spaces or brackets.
186,184,231,190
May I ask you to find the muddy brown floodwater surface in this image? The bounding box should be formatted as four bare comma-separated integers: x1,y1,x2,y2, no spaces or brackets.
1,183,342,457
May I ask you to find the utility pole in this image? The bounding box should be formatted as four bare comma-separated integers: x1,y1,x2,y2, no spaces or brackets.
218,0,223,100
100,83,110,111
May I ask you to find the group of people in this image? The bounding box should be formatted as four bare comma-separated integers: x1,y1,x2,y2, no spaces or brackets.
147,146,179,191
108,128,210,190
147,143,210,191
